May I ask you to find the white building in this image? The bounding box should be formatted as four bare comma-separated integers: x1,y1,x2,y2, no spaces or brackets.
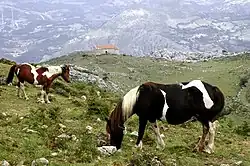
94,44,120,55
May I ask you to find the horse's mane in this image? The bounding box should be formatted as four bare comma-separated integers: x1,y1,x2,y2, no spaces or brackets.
109,100,125,131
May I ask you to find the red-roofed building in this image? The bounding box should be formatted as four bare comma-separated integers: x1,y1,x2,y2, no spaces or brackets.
94,44,120,55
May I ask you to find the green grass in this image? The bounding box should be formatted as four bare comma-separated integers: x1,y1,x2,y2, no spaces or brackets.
0,54,250,165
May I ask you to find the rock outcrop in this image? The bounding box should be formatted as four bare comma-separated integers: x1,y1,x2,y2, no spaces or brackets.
69,65,121,92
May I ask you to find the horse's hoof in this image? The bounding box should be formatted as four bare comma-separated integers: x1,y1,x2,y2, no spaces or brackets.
135,141,143,150
156,143,165,150
46,101,51,104
156,145,164,150
192,148,199,153
40,100,45,104
117,149,122,153
135,145,143,151
25,98,29,100
203,146,213,154
193,145,204,153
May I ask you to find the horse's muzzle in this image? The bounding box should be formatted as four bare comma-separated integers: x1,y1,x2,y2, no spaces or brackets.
106,133,110,141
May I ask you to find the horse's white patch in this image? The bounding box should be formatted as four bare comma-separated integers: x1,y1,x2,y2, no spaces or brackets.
42,66,62,78
123,126,127,135
122,86,140,121
20,82,29,100
204,121,217,154
181,80,214,109
151,122,165,149
16,68,20,75
23,63,39,84
135,140,143,150
160,90,169,121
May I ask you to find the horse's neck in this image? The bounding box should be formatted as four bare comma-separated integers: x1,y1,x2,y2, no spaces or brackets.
49,73,61,82
123,112,134,123
111,102,128,126
44,66,62,79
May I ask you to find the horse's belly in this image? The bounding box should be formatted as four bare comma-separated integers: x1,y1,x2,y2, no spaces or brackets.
165,108,193,125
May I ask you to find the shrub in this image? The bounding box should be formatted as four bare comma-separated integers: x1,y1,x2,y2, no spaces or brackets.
0,58,16,65
71,82,87,90
53,88,69,97
239,72,250,87
82,54,88,57
71,98,86,107
102,73,109,81
234,121,250,136
73,130,99,163
128,152,166,166
86,96,111,120
246,85,250,103
24,107,64,149
26,106,62,127
51,80,77,97
0,75,6,85
223,96,249,117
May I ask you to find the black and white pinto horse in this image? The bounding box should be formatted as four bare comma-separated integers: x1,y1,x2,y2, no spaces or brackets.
106,80,225,154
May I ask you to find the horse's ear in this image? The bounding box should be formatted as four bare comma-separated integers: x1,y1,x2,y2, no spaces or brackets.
65,64,71,70
61,64,66,71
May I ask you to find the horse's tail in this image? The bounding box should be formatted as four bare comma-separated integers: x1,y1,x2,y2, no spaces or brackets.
6,64,17,85
211,86,225,121
121,86,140,121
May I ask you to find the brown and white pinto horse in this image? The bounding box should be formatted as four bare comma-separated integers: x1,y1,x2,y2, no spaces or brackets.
6,63,70,103
106,80,225,154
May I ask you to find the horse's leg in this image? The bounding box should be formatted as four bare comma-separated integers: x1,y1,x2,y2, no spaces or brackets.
39,86,46,103
151,121,165,149
17,81,21,98
204,120,218,154
20,82,29,100
44,84,51,104
135,118,147,150
194,123,209,152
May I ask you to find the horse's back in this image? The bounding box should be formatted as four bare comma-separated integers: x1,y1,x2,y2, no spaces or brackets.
15,64,35,84
162,81,225,124
163,84,189,107
162,85,195,124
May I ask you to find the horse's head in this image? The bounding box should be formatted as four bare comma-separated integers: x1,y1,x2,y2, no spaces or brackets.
105,117,111,140
105,115,125,150
61,65,70,83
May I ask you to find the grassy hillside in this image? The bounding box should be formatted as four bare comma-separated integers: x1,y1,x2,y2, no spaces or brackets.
47,53,250,97
0,54,250,166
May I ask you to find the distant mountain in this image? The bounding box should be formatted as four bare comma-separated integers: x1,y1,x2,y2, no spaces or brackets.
0,0,250,62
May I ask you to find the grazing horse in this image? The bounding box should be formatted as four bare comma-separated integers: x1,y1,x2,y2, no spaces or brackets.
6,63,70,103
106,80,225,154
